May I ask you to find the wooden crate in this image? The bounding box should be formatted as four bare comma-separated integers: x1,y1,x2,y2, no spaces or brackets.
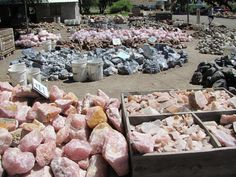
125,113,236,177
121,88,235,120
0,28,15,58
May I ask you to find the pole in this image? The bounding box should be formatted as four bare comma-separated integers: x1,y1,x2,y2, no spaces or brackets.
187,0,189,24
23,0,29,33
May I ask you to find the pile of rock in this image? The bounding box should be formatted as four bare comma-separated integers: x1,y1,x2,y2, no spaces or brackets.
191,53,236,94
71,28,192,50
12,44,188,81
195,27,236,55
15,30,61,48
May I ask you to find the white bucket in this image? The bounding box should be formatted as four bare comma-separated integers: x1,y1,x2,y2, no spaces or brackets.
87,60,104,81
8,67,27,86
9,63,26,71
72,60,87,82
43,40,52,52
27,68,41,83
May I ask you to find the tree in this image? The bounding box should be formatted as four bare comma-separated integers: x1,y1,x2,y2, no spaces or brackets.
205,0,234,11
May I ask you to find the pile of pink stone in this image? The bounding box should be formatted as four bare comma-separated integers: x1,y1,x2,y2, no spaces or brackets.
0,82,129,177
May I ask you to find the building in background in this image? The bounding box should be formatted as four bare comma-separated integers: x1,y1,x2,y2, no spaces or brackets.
0,0,80,27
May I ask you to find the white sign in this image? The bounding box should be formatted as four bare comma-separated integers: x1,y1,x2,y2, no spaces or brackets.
148,36,157,44
32,79,49,99
112,38,122,46
117,51,130,60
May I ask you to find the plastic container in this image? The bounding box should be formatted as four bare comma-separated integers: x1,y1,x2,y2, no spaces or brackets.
27,68,41,83
87,60,104,81
8,67,27,86
9,63,26,71
43,40,51,52
72,60,87,82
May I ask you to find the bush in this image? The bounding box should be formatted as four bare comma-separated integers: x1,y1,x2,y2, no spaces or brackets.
109,0,132,14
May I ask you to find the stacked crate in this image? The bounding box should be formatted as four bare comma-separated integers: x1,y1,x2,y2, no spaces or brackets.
0,28,15,59
121,88,236,177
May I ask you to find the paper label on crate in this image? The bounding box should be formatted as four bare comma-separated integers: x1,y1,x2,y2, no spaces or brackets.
148,36,157,44
32,79,49,98
112,38,122,46
117,51,130,60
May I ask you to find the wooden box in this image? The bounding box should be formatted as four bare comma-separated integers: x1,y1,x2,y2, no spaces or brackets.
125,113,236,177
0,28,15,58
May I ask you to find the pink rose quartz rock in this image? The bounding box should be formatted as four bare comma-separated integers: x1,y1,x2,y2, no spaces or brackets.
37,103,61,123
0,82,13,91
19,129,43,153
56,127,70,145
49,85,65,102
92,95,107,108
63,139,92,161
23,166,52,177
69,114,86,129
80,169,86,177
0,128,12,155
55,147,63,157
89,123,112,154
52,115,66,131
107,98,120,109
97,89,110,103
63,105,77,116
41,125,56,143
106,107,123,132
36,141,56,167
2,148,35,176
86,155,108,177
86,106,107,129
15,105,31,122
78,158,89,170
12,85,38,98
55,99,73,111
129,131,155,153
0,91,12,102
51,157,81,177
69,127,88,141
0,101,18,118
102,130,129,176
26,102,41,120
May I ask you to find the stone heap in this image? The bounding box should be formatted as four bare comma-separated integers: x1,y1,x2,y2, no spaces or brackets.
194,26,236,55
12,44,188,81
191,52,236,94
71,27,192,50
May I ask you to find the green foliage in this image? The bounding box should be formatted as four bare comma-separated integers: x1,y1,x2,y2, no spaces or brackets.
109,0,132,14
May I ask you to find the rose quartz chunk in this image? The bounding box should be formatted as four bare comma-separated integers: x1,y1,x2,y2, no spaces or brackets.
102,130,129,176
52,115,66,131
0,82,13,91
51,157,81,177
78,158,90,170
26,102,41,120
0,128,12,155
15,105,31,122
41,125,56,143
0,91,12,102
19,130,43,153
63,139,92,161
0,101,18,118
49,85,65,102
37,103,61,123
86,155,108,177
2,148,35,176
107,98,120,109
55,147,63,157
69,114,86,129
89,123,111,154
56,127,70,145
55,99,73,111
106,107,123,132
36,141,56,167
23,166,52,177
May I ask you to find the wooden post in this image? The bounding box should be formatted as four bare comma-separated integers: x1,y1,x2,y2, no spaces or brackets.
187,0,190,24
196,8,200,24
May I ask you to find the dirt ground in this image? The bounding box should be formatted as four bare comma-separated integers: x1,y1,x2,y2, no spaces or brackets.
0,37,217,99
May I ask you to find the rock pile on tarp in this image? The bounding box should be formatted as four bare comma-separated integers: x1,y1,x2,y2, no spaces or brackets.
0,83,129,176
194,26,236,55
191,52,236,94
15,30,61,48
71,27,192,50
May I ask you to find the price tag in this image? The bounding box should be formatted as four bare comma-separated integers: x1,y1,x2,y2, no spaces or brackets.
112,38,122,46
32,79,49,98
117,51,130,60
148,36,157,44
